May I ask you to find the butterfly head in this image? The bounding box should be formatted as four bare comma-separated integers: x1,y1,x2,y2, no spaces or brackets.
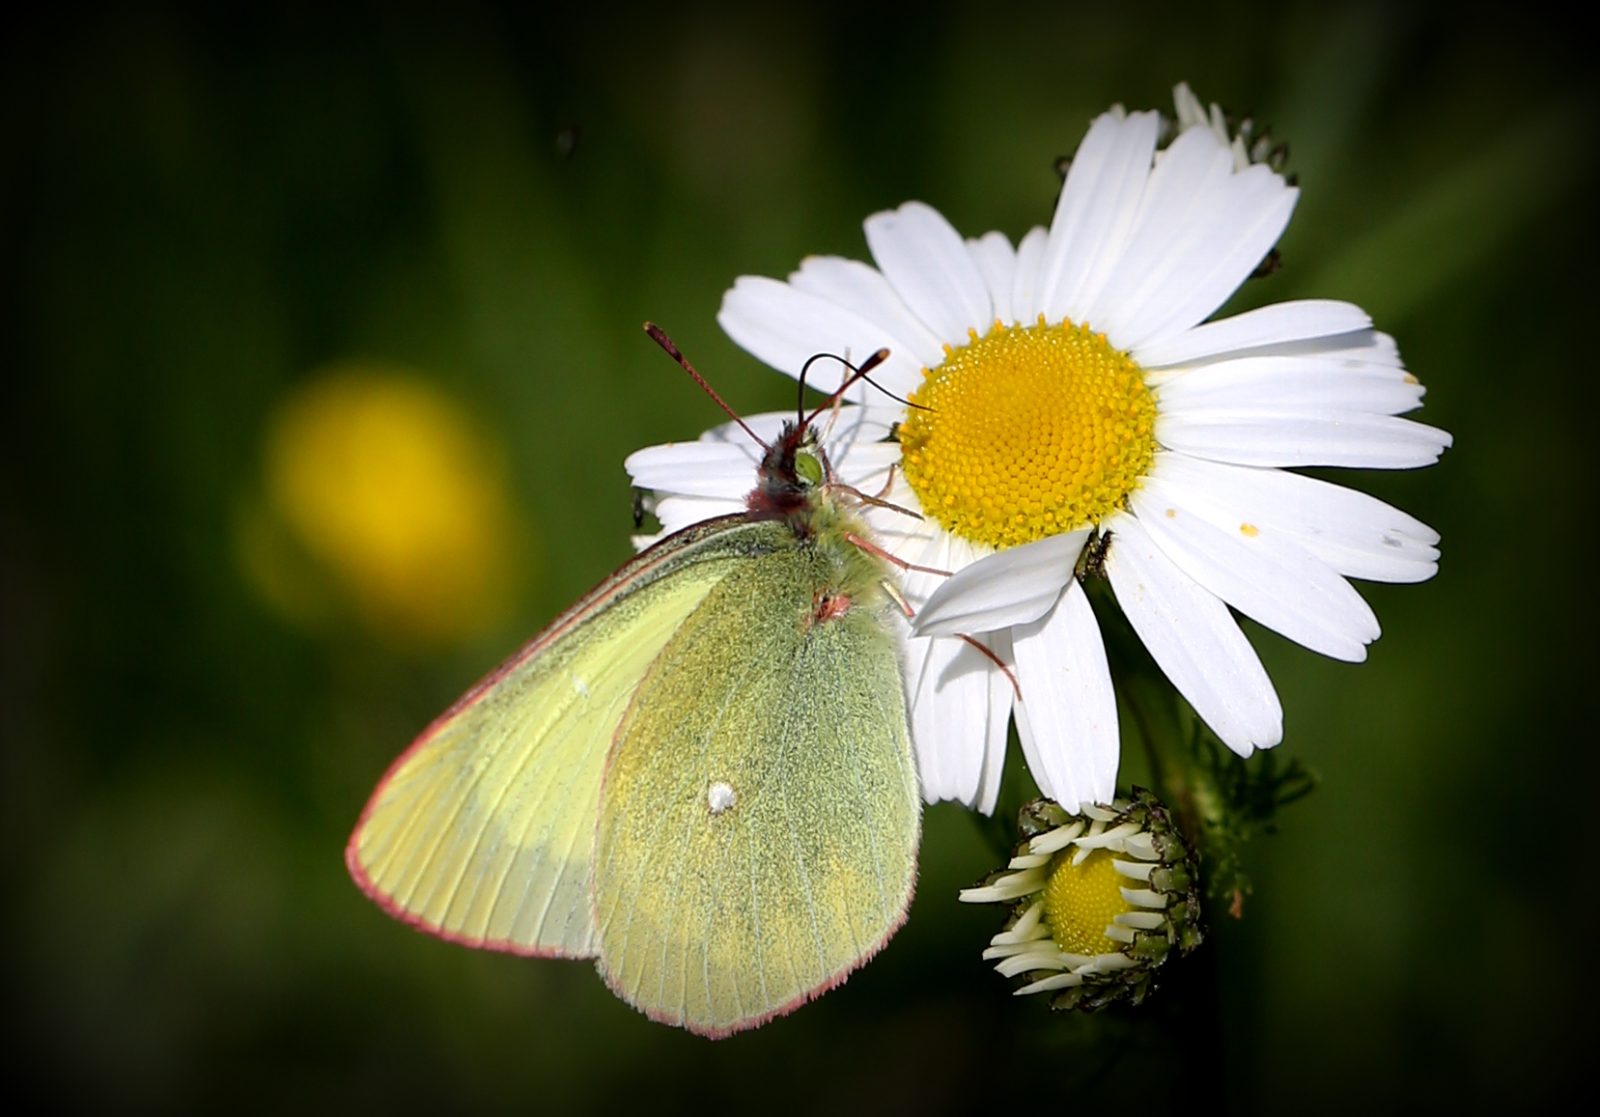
748,420,829,528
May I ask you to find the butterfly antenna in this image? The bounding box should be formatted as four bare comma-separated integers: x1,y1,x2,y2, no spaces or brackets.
797,349,886,423
643,322,769,450
869,379,931,412
842,354,930,415
798,348,899,429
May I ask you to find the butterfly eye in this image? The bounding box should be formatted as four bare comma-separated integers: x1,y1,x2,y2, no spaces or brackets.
795,450,824,488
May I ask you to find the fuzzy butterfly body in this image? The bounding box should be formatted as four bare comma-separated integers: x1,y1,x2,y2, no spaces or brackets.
347,422,919,1037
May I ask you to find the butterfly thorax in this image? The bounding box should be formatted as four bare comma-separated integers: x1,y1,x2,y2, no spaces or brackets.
744,423,889,612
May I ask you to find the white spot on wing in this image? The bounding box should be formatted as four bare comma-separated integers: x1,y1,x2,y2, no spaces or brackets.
707,781,736,815
571,675,590,698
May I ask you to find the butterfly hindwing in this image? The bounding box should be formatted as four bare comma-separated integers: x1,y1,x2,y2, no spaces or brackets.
592,538,919,1036
347,516,785,957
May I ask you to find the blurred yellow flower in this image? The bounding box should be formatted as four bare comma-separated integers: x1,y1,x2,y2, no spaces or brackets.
239,365,524,647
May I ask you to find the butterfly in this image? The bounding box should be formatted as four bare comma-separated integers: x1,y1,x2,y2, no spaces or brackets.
346,333,919,1038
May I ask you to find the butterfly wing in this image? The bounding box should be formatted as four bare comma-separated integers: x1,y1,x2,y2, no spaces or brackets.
592,541,919,1036
347,515,786,958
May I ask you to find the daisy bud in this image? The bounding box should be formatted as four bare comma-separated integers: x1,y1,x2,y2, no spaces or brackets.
959,790,1202,1012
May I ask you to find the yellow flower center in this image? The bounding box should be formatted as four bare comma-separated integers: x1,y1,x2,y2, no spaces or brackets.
899,319,1157,549
1040,848,1138,957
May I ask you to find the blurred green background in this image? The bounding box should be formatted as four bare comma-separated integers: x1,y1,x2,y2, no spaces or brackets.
7,2,1594,1111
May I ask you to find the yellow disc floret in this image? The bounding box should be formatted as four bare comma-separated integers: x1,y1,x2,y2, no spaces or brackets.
899,318,1157,549
1040,848,1139,957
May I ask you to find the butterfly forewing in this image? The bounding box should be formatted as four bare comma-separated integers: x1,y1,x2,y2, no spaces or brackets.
347,517,784,957
593,540,919,1037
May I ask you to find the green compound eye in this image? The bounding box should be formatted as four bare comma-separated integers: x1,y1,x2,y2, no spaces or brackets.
795,450,824,488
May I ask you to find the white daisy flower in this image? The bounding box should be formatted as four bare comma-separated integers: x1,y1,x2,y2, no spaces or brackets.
627,84,1452,814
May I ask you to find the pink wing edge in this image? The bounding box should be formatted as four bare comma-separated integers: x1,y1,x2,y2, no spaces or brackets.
593,813,923,1039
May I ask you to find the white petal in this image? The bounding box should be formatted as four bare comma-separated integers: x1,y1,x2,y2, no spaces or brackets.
898,621,942,792
966,231,1017,328
789,256,946,369
718,276,927,403
861,510,934,560
1172,83,1209,132
1154,354,1426,417
835,404,900,437
1129,483,1379,662
1037,109,1163,324
1156,409,1453,469
1134,300,1375,368
1010,225,1049,322
679,409,798,449
1011,581,1118,808
813,406,900,488
860,474,936,554
898,532,954,798
1103,513,1282,755
825,441,900,495
1101,157,1298,350
893,519,958,610
624,442,760,498
905,632,1013,811
913,529,1087,636
1209,329,1402,368
899,534,1013,810
652,494,746,536
970,629,1015,815
899,629,942,793
813,405,898,448
628,406,897,498
1147,452,1440,582
864,201,993,346
904,621,1017,815
1084,125,1241,344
